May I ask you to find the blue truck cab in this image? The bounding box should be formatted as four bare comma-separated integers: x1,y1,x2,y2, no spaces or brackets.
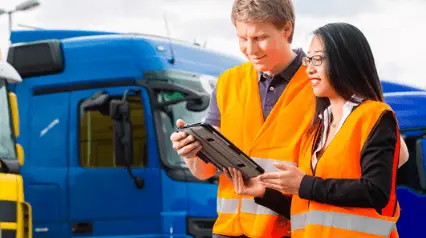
6,29,426,238
7,29,243,238
385,91,426,237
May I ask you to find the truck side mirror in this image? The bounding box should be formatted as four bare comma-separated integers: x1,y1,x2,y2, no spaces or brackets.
109,90,144,189
157,90,210,112
81,90,143,189
416,138,426,190
186,94,210,112
110,99,133,167
142,81,210,112
81,91,111,116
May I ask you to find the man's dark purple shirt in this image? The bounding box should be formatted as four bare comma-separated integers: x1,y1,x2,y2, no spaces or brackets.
204,48,305,126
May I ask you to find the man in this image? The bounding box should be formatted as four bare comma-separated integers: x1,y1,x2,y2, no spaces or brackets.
172,1,311,237
170,0,409,237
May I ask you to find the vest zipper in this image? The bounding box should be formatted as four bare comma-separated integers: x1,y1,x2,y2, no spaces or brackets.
308,159,320,208
308,126,322,208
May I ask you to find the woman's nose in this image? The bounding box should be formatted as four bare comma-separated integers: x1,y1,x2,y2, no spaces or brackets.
306,63,316,75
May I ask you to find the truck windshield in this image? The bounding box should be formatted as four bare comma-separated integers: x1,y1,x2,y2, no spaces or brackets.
0,79,17,160
155,73,216,168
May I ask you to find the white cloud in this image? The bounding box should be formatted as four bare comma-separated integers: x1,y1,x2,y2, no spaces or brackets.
353,0,425,88
294,0,379,17
294,0,426,89
0,0,424,89
0,0,240,57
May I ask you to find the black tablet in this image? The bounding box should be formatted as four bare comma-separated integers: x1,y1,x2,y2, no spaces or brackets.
178,122,265,178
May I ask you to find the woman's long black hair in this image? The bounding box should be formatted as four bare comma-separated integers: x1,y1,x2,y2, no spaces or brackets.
308,22,384,135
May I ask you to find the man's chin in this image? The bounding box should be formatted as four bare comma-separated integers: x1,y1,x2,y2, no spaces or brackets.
251,63,271,73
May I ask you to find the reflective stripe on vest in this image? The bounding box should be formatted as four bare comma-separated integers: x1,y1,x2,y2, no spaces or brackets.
217,198,238,214
291,210,395,237
216,158,296,215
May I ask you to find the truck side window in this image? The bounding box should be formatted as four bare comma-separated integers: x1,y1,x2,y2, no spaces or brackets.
397,135,422,192
79,96,147,168
0,80,16,160
157,91,208,168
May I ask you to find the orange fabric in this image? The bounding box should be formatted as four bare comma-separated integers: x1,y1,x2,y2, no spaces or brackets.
291,100,400,238
214,61,314,237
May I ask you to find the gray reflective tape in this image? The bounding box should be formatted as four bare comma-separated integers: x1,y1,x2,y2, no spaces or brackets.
291,212,307,231
291,210,395,236
251,158,296,173
217,198,238,214
216,158,294,216
241,198,278,215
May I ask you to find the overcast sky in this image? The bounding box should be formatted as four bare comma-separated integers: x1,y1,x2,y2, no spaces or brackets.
0,0,425,89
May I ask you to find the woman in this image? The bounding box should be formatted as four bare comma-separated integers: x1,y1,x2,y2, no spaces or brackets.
225,22,402,238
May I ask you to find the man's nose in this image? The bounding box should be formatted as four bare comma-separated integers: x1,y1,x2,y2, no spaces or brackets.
246,40,258,55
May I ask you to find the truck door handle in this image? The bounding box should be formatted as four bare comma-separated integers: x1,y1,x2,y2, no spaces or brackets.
72,222,92,234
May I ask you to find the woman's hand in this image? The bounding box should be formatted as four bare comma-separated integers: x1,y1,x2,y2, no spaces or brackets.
224,168,265,197
259,163,306,195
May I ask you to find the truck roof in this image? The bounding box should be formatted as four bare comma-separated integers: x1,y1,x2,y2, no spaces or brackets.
9,29,245,92
8,30,423,100
385,91,426,132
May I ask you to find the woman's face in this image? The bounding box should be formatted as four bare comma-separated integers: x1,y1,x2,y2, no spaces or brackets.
304,36,337,98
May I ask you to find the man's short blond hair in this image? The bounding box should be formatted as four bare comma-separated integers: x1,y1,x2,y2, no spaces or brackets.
231,0,295,43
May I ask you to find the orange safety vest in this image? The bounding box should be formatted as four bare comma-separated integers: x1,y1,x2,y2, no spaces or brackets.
214,61,315,237
291,100,400,238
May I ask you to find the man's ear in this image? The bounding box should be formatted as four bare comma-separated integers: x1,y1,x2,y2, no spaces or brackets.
283,21,293,40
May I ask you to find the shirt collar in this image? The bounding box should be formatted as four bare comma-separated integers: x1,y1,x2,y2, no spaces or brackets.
318,95,364,119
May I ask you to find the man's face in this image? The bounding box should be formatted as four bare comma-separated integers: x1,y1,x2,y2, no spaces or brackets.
236,21,290,74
